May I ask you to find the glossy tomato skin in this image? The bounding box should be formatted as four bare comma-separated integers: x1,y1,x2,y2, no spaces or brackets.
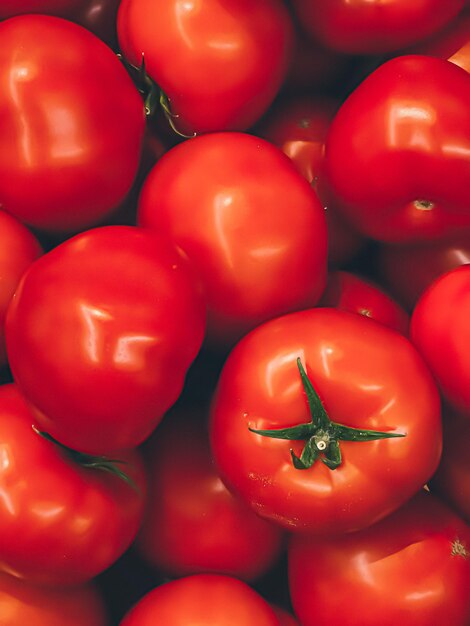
411,265,470,414
117,0,293,135
210,308,442,534
289,491,470,626
136,409,284,581
138,133,327,347
0,15,145,233
325,55,470,243
5,226,206,455
74,0,121,48
0,573,108,626
120,574,280,626
0,0,87,18
319,270,409,334
0,211,42,368
377,232,470,309
291,0,464,54
0,384,146,586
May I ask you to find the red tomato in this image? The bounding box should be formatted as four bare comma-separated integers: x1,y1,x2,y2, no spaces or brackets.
0,211,42,368
136,409,284,581
0,15,145,233
431,410,470,523
289,491,470,626
0,573,108,626
290,0,464,54
120,574,280,626
117,0,293,135
325,55,470,243
210,308,441,534
256,96,363,267
0,384,146,586
138,133,327,347
319,270,409,334
377,231,470,309
0,0,87,18
411,265,470,414
5,226,206,455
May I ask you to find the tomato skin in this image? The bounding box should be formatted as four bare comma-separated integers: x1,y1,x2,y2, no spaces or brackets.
0,15,145,233
291,0,464,54
0,384,146,586
0,573,108,626
0,0,87,18
411,265,470,414
138,133,327,347
117,0,293,135
325,55,470,243
289,491,470,626
377,232,470,309
136,409,284,581
319,271,409,334
271,605,300,626
5,226,206,455
0,211,42,368
74,0,121,48
119,574,280,626
210,308,441,534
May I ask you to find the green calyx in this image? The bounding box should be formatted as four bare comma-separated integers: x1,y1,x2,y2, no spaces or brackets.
249,358,406,470
32,426,138,490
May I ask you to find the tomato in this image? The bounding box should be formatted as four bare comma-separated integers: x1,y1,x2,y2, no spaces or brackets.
138,132,327,347
74,0,121,48
210,308,441,534
5,225,206,455
136,408,284,581
411,265,470,414
0,384,146,586
289,490,470,626
0,0,87,19
0,211,42,368
290,0,464,54
0,572,108,626
431,409,470,523
377,231,470,309
319,271,409,334
0,15,145,233
325,55,470,243
119,574,280,626
271,605,300,626
117,0,293,135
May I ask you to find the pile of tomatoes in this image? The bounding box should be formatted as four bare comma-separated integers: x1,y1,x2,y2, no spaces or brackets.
0,1,469,625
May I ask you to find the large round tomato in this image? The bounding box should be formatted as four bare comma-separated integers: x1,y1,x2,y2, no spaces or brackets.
411,265,470,414
117,0,293,135
210,308,441,534
0,573,108,626
0,384,146,586
291,0,464,54
120,574,280,626
136,408,284,581
0,15,145,233
289,491,470,626
325,55,470,243
138,132,327,347
5,226,206,455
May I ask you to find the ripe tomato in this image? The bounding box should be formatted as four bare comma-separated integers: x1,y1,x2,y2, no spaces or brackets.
0,384,146,586
138,132,327,347
117,0,293,135
0,573,108,626
289,491,470,626
5,226,206,455
325,55,470,243
377,232,470,309
74,0,121,48
0,0,87,18
136,408,284,581
319,270,409,334
0,211,42,368
411,265,470,414
291,0,464,54
431,409,470,523
210,308,441,534
120,574,280,626
0,15,145,233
